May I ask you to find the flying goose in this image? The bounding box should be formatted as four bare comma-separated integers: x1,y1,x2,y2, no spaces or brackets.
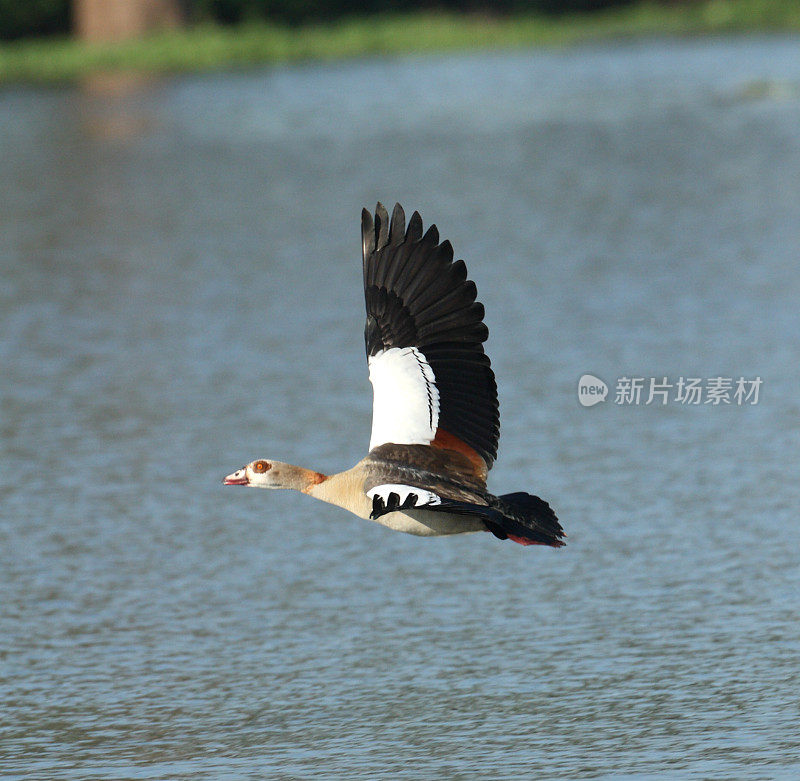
224,203,564,547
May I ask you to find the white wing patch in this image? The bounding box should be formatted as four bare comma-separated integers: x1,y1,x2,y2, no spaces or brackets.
368,347,440,451
367,484,442,509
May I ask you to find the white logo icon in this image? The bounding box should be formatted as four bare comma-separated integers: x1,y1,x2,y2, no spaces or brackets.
578,374,608,407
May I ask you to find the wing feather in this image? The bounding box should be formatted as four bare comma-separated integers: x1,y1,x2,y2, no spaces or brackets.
362,203,499,469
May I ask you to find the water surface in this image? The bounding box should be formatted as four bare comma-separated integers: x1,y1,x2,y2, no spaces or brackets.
2,37,800,779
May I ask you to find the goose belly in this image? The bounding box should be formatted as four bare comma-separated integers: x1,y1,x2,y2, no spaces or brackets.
370,508,486,537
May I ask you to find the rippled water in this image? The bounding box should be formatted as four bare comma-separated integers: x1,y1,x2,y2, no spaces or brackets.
2,37,800,779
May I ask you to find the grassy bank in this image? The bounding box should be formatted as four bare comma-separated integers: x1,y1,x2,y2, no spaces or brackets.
1,0,799,85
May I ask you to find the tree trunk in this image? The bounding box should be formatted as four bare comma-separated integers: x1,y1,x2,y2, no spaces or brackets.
74,0,184,42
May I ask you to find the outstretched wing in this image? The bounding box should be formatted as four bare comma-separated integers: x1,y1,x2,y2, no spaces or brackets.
362,202,499,472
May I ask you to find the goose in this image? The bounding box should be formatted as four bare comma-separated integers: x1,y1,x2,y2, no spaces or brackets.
224,203,564,547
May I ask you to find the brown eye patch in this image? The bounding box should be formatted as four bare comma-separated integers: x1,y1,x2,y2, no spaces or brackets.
253,460,271,473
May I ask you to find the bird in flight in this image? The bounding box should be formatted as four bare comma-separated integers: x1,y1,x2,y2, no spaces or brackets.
224,203,564,547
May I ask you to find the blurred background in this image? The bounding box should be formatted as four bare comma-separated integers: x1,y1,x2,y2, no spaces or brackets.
0,0,762,41
2,1,799,779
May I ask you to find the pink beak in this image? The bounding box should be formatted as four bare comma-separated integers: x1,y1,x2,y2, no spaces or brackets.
223,468,249,486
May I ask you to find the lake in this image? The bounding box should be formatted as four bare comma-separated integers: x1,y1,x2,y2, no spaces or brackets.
2,36,800,779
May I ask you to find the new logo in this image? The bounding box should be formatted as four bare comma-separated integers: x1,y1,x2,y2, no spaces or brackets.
578,374,608,407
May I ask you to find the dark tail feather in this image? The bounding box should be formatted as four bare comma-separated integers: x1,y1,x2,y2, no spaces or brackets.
390,491,565,548
487,492,565,547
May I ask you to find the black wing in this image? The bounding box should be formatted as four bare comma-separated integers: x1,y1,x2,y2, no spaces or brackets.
362,202,500,469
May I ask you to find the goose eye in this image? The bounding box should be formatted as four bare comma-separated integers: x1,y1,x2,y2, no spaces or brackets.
253,460,271,473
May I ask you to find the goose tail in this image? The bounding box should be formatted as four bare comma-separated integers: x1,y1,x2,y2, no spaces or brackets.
487,492,565,547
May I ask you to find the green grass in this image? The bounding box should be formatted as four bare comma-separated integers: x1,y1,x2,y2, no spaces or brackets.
1,0,799,85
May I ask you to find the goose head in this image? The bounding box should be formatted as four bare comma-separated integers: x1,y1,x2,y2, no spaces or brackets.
223,459,323,491
223,459,280,488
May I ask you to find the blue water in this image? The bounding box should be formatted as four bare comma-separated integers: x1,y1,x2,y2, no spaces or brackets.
2,37,800,778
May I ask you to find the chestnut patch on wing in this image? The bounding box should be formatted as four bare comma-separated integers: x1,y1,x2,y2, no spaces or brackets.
432,428,488,482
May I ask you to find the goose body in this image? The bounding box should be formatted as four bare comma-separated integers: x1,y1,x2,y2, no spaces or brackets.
224,204,564,547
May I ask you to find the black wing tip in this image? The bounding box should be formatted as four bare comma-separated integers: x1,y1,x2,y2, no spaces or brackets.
364,201,410,231
389,203,406,245
361,208,375,263
370,489,424,520
375,202,390,251
421,222,440,247
407,210,423,240
361,207,372,231
365,201,442,249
